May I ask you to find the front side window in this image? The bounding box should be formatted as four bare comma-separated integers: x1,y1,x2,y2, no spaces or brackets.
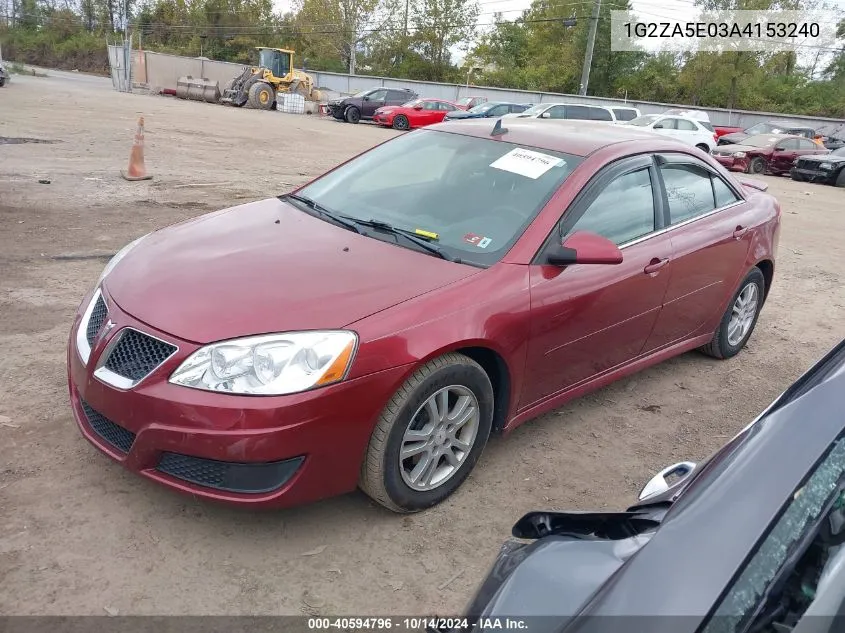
546,105,567,119
590,108,613,121
777,139,800,150
295,130,582,266
423,101,439,111
655,118,679,130
488,105,509,116
797,139,818,150
565,105,592,120
368,89,388,101
660,163,717,224
566,168,655,245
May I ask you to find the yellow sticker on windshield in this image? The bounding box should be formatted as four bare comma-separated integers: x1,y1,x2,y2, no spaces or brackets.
414,229,439,240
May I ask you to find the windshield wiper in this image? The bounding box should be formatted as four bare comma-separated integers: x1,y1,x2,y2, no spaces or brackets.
352,218,458,262
281,193,363,234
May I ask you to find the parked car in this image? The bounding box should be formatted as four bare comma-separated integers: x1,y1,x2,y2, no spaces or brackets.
327,87,417,124
439,338,845,633
815,123,845,151
609,105,641,122
0,60,9,87
68,119,780,513
664,107,710,122
372,98,461,130
714,125,745,138
443,101,531,120
625,114,717,151
718,120,818,146
711,133,829,175
502,103,620,123
791,146,845,186
455,96,487,110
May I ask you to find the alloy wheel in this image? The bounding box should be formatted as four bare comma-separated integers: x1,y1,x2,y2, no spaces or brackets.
727,282,759,346
399,385,480,491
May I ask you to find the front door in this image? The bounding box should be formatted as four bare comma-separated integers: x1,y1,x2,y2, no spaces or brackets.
520,156,672,408
362,88,387,117
771,138,800,172
643,154,754,351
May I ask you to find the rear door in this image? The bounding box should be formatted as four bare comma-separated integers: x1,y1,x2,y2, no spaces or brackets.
420,100,442,125
546,105,567,119
521,155,673,407
643,154,755,351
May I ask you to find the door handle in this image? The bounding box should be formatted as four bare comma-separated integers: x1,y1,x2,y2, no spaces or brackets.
644,257,669,274
733,225,748,239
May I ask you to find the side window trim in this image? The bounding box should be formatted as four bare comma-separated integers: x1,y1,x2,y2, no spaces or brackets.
529,154,660,265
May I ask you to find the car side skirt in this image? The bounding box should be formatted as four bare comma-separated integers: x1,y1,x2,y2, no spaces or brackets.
504,332,713,434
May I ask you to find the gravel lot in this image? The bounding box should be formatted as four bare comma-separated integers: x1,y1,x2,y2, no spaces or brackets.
1,69,844,617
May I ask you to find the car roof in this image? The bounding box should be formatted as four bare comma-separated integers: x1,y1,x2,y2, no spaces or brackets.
428,119,671,156
563,339,845,631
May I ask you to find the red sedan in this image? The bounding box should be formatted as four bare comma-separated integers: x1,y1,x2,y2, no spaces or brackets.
68,120,781,513
711,133,829,174
372,98,462,130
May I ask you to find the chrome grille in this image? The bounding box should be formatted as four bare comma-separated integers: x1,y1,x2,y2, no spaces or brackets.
85,295,108,346
102,329,177,383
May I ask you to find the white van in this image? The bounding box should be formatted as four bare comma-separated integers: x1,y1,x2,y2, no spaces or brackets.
504,102,623,123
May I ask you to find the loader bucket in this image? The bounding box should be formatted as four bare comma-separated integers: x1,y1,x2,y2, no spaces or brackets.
176,76,221,104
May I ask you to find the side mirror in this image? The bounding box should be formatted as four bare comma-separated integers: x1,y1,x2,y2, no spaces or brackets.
638,462,697,501
362,95,370,101
653,123,664,129
413,104,423,110
540,112,551,119
546,231,623,266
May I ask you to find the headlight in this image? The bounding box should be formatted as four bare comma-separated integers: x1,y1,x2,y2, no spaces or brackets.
820,162,832,169
97,234,148,286
733,151,746,158
169,330,358,395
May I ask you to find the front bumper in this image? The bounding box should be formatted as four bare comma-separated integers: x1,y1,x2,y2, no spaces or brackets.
372,113,393,126
67,285,409,508
791,166,835,183
713,154,747,172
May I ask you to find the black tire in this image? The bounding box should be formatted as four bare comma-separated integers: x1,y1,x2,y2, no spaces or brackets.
0,78,5,88
835,169,845,188
699,267,765,360
345,106,361,124
247,82,274,110
748,157,767,175
392,115,410,131
695,143,710,153
359,353,494,513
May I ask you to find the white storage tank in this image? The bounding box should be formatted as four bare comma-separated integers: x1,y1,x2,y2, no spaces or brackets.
277,92,306,115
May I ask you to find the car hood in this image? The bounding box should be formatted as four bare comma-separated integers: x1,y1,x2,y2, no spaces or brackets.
719,132,751,144
713,142,768,155
105,198,479,344
799,153,843,164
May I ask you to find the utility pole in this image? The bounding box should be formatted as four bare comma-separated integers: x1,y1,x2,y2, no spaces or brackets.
403,0,409,35
578,0,601,96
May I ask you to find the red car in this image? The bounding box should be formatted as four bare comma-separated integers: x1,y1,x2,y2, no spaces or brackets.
68,120,781,513
372,98,462,130
714,125,744,139
711,133,829,174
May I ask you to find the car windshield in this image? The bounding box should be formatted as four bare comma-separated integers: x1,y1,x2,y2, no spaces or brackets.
293,129,583,266
352,88,376,98
456,97,475,106
745,122,787,135
743,134,783,148
628,115,661,126
469,103,496,113
402,99,422,107
832,148,845,156
520,104,551,116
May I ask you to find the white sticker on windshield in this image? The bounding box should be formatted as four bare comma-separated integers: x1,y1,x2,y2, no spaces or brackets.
490,148,565,180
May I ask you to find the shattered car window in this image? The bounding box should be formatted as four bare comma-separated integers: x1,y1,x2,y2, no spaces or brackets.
702,437,845,633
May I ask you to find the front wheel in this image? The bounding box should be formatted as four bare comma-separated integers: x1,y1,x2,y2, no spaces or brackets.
248,82,275,110
345,106,361,124
359,353,494,513
836,169,845,187
748,157,767,175
699,267,765,359
392,115,410,131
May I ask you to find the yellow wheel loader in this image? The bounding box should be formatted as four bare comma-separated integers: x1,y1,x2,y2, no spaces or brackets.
220,47,322,110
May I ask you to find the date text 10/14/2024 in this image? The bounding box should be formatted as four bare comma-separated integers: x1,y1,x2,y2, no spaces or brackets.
307,617,530,631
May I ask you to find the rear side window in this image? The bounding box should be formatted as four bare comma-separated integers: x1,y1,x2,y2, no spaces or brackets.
660,163,717,223
439,102,456,111
700,121,715,132
566,168,656,245
590,107,613,121
778,139,801,150
797,139,818,149
613,108,638,121
713,177,740,207
676,119,698,131
488,104,509,116
565,105,592,120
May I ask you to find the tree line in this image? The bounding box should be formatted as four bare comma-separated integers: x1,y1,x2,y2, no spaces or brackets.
1,0,843,117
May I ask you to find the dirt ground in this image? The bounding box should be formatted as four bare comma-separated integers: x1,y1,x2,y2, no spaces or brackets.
1,69,844,617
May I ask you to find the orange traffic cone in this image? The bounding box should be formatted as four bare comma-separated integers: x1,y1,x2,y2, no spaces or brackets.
121,116,152,181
